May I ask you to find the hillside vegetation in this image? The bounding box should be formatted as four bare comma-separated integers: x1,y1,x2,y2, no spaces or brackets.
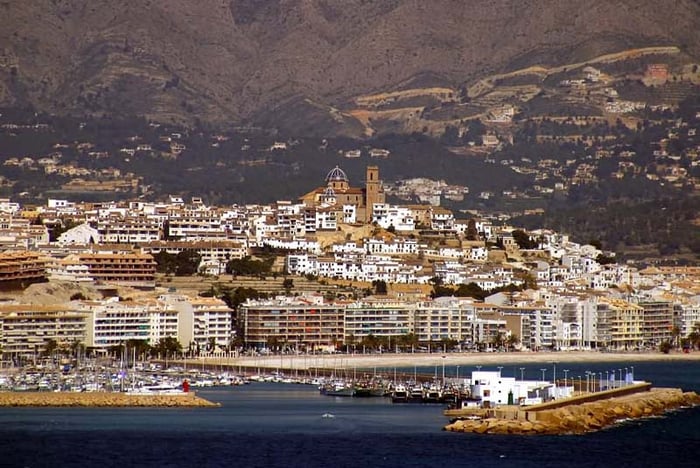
1,0,699,134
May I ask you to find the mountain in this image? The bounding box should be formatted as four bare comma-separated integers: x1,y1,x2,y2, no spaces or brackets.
1,0,699,136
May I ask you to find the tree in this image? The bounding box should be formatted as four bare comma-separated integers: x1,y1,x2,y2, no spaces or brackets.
515,271,538,290
454,282,485,300
596,253,616,265
125,339,151,360
226,256,275,276
266,335,281,352
687,323,700,350
506,334,520,351
512,229,538,249
372,280,388,295
174,249,202,276
206,337,217,353
659,340,673,354
222,286,266,310
152,336,182,359
154,250,202,275
465,219,479,241
43,338,59,357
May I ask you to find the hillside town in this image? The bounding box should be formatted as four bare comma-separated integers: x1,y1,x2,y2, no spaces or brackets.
0,164,698,363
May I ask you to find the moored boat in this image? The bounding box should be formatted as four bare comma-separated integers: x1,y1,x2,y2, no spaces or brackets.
391,384,409,403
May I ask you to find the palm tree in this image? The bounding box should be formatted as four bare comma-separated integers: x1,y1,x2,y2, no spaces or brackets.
687,322,700,350
506,334,520,351
671,326,681,349
43,338,59,357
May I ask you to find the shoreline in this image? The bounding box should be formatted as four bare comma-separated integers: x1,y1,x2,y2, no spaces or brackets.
203,350,700,371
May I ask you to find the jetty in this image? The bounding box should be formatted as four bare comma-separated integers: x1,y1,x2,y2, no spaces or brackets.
444,384,700,435
0,391,220,407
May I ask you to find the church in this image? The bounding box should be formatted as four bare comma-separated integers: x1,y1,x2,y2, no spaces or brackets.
298,165,385,223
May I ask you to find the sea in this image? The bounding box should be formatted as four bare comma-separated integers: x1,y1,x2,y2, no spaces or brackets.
2,359,699,468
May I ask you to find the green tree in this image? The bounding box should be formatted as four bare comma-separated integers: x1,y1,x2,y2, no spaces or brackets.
43,338,59,357
506,334,520,351
226,256,275,276
454,282,486,300
512,229,538,249
125,339,151,360
465,219,479,241
372,280,388,295
152,336,182,359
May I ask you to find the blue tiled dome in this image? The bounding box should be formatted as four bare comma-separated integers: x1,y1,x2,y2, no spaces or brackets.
325,166,348,182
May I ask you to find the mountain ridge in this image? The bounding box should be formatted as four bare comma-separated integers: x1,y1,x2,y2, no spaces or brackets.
1,0,699,135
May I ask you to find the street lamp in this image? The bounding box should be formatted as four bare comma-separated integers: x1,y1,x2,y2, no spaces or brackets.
563,369,569,389
519,367,525,381
630,366,634,383
456,365,460,380
624,367,628,386
497,366,504,377
618,368,622,388
540,368,547,383
578,376,581,395
551,362,557,388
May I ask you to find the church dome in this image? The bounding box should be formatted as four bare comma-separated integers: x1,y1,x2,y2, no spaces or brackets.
325,166,349,183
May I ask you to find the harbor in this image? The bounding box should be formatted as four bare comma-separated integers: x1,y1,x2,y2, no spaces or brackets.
1,351,700,420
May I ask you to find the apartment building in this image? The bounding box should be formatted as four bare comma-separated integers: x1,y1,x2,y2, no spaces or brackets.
80,299,153,349
638,301,675,347
0,250,48,289
240,297,345,351
71,251,157,288
159,294,232,353
597,298,644,350
0,304,86,357
344,297,414,344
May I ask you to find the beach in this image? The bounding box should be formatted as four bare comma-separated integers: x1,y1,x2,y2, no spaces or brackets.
204,350,700,371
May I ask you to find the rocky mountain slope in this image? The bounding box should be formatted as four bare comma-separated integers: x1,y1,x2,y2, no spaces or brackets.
1,0,699,135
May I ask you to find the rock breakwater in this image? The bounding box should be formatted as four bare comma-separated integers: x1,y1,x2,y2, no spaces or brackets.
0,391,220,407
445,388,700,435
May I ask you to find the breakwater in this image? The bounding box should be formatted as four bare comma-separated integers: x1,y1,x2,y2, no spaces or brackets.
0,391,220,407
444,386,700,435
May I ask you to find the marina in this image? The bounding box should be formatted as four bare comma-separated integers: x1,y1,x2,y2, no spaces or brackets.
1,360,700,468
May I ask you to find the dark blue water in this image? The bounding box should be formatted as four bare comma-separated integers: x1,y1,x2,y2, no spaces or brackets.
2,360,699,468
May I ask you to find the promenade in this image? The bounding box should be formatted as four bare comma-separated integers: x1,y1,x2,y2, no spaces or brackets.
201,350,700,372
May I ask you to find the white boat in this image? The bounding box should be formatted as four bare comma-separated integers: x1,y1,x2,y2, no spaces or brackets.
127,382,187,395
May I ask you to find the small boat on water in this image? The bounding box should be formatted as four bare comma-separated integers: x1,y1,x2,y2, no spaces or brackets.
408,385,425,403
391,384,409,403
320,382,355,397
424,384,442,403
321,413,336,419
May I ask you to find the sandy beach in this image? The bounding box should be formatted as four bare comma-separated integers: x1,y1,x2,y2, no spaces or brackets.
205,350,700,372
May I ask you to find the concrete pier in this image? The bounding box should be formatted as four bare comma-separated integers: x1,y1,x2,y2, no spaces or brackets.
444,385,700,435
